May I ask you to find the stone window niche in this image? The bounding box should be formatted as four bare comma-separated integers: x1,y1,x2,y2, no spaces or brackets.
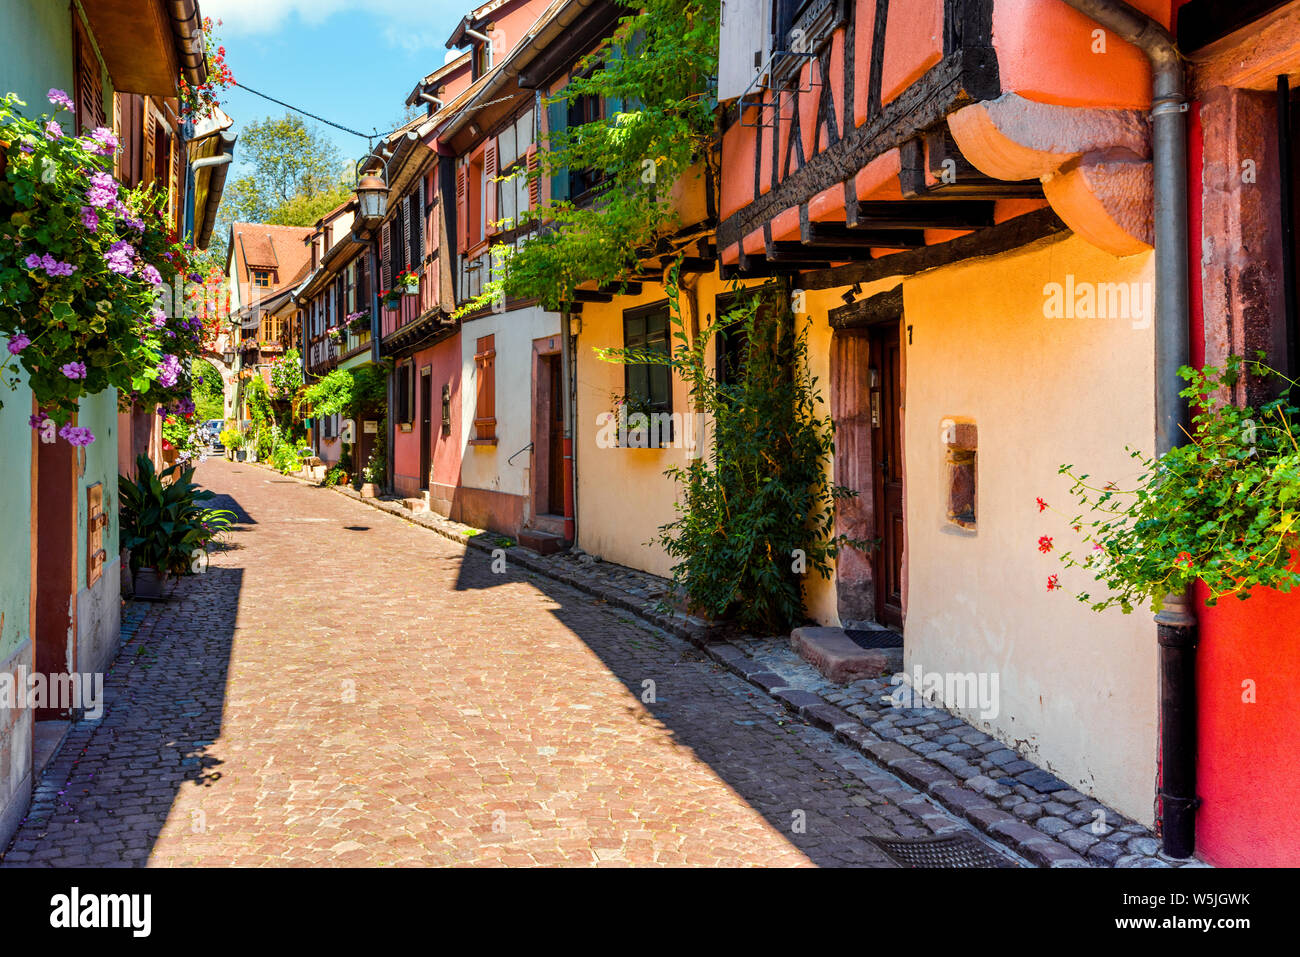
942,418,977,532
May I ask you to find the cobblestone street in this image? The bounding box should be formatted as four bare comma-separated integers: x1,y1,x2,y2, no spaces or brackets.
1,459,1015,867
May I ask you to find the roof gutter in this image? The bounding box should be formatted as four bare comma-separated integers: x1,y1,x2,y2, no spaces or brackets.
1059,0,1198,861
440,0,602,139
193,134,236,250
165,0,208,89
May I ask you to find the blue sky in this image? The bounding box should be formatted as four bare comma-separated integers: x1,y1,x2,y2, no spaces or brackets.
203,0,471,174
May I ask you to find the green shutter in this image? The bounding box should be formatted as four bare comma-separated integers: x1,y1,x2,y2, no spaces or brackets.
605,44,625,117
546,97,569,203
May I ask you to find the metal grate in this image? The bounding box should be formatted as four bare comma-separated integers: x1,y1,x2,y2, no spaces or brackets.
873,834,1017,869
845,628,904,649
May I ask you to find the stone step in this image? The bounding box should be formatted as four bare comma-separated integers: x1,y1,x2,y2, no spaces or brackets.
401,497,429,513
790,626,895,683
518,528,566,555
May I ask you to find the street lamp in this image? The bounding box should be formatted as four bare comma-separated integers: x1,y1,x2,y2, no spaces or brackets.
355,174,389,222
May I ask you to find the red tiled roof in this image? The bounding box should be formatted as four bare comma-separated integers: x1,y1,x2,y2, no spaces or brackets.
229,222,313,293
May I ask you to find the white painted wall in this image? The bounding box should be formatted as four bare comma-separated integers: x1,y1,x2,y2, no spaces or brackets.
459,304,561,499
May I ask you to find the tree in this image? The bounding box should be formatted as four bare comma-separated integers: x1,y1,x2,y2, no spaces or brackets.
219,113,353,230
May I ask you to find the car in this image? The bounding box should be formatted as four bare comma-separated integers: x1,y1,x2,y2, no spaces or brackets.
200,419,224,445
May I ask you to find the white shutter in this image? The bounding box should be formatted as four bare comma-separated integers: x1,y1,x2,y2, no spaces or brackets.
718,0,773,102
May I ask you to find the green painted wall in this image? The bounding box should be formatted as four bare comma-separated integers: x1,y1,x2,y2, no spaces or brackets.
0,373,32,664
75,390,120,591
0,0,75,664
0,0,74,108
0,1,119,661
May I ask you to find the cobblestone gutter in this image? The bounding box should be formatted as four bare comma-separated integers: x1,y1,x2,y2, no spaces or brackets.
313,472,1204,868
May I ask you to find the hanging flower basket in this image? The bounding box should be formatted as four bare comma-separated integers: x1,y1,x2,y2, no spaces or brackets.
381,289,402,312
396,267,420,297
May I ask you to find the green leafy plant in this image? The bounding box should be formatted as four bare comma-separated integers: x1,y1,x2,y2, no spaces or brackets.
1047,356,1300,612
270,440,302,474
118,454,234,578
218,426,243,449
270,347,303,398
601,273,864,633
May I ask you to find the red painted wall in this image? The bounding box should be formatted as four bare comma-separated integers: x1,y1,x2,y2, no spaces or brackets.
390,332,462,500
1195,567,1300,867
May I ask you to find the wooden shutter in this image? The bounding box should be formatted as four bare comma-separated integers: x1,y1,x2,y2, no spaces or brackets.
484,140,498,235
456,162,469,251
143,104,156,186
414,176,426,263
526,144,540,210
546,99,569,204
474,334,496,441
357,254,369,312
73,14,104,135
380,221,393,292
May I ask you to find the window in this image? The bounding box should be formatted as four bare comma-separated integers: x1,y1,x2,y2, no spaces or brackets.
942,419,978,531
472,334,496,443
622,303,673,446
495,109,535,232
568,93,605,198
395,361,415,426
253,270,272,288
714,291,751,387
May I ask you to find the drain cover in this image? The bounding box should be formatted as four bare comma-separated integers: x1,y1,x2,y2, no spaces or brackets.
873,834,1016,868
845,628,904,649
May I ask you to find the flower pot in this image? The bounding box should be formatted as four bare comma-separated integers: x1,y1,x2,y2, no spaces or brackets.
360,482,378,498
235,450,247,462
402,284,419,297
132,566,174,600
384,298,401,312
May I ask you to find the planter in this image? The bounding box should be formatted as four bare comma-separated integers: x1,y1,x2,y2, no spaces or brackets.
360,482,378,499
235,450,247,462
132,567,174,601
383,297,402,312
401,283,419,297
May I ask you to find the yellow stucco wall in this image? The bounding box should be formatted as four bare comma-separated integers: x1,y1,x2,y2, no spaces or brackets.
579,234,1159,824
900,234,1157,823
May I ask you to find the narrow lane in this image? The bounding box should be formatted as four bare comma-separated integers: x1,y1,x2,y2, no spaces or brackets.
3,458,1006,867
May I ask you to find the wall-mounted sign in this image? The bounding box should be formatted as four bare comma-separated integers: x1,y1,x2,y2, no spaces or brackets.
363,420,378,434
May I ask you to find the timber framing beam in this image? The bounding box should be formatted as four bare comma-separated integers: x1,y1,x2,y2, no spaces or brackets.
829,284,903,330
799,206,1070,289
846,199,995,230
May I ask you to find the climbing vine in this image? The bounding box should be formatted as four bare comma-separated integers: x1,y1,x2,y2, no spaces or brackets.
600,273,865,633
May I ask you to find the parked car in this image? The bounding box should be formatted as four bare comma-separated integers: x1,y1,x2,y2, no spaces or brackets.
201,419,224,446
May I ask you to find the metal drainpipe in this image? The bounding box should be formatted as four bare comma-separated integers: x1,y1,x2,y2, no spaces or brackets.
1059,0,1197,858
561,307,577,546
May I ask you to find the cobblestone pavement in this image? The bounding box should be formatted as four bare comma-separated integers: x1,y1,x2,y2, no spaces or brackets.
1,458,1019,868
333,476,1207,868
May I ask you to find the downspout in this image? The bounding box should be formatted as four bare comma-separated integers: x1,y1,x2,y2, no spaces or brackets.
561,306,577,545
1060,0,1197,859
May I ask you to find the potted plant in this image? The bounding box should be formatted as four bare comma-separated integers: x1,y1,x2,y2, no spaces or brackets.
396,267,420,296
218,427,243,459
119,454,234,599
381,288,402,312
346,310,370,335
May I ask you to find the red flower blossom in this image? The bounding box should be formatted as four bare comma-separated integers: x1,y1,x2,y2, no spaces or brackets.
1175,551,1193,568
1036,497,1048,512
1047,574,1060,591
1038,536,1054,554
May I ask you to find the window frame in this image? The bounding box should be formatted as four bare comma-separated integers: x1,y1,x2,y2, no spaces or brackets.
621,300,674,447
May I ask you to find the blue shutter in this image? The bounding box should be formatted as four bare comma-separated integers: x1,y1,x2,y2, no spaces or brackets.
546,97,569,203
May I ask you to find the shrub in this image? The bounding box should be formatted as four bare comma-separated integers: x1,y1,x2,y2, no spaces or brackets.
119,454,234,578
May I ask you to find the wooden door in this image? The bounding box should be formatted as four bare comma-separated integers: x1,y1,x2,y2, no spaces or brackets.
419,369,432,490
546,355,564,515
870,324,905,628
